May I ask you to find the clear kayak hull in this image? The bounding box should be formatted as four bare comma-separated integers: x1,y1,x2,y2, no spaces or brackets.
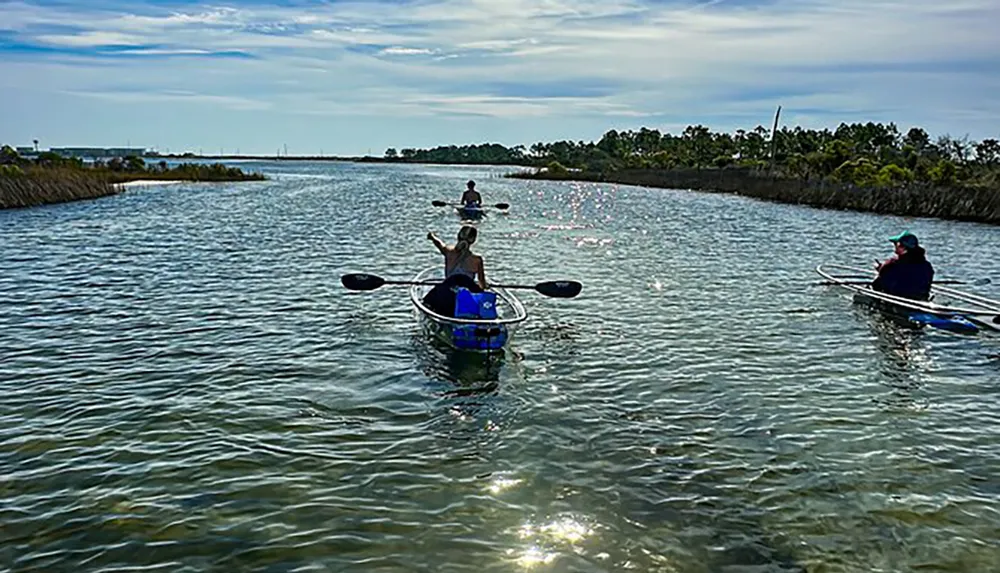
455,205,486,219
409,267,527,352
816,263,1000,333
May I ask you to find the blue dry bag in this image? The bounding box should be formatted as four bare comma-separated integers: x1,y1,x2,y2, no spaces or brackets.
454,288,498,319
452,288,505,350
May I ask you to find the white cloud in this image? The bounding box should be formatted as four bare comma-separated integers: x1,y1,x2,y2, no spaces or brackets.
2,0,999,152
115,8,242,31
68,88,271,111
36,31,144,47
380,47,435,56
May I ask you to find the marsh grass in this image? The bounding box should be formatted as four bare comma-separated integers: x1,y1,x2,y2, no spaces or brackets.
0,161,265,210
0,168,119,209
508,167,1000,225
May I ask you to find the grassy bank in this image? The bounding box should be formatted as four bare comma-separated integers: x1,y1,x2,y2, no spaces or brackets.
507,167,1000,225
1,147,266,210
0,168,119,210
102,160,267,184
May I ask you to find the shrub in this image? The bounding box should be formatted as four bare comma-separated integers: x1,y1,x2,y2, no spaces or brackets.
875,164,914,187
546,160,568,174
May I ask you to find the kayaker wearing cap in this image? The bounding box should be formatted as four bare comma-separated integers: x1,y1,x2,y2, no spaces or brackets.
872,230,934,300
460,180,482,208
422,225,487,315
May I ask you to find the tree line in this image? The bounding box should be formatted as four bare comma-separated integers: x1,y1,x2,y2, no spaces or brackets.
384,123,1000,189
0,146,265,183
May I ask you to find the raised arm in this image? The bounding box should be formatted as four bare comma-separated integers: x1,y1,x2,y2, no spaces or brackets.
427,231,448,255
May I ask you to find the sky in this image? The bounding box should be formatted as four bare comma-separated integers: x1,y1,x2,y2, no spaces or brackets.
2,0,999,156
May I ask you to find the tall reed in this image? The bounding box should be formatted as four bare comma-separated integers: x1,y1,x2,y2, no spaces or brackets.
507,167,1000,225
1,168,120,210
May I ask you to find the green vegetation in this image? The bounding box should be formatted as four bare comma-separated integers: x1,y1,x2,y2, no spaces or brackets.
384,122,1000,223
381,143,530,165
387,123,1000,188
1,145,266,209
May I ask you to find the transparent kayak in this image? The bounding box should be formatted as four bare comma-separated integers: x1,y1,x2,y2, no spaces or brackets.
408,267,527,352
455,205,486,219
816,263,1000,333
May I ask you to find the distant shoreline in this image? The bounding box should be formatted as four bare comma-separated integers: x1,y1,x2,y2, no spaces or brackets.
1,147,266,210
150,154,535,168
507,167,1000,225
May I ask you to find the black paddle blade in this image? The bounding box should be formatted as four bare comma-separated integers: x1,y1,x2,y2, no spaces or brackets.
495,202,510,210
341,273,386,291
431,200,449,207
536,280,582,298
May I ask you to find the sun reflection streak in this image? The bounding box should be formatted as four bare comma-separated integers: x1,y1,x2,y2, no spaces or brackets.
487,476,523,495
509,514,597,569
508,546,558,568
539,516,592,543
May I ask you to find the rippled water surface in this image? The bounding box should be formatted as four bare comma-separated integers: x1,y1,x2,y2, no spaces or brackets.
3,161,1000,572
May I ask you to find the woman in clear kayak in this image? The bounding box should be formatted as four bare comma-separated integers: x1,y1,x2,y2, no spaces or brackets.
422,225,488,315
460,180,482,207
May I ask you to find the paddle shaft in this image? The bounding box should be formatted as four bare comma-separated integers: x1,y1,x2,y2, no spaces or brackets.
377,278,556,291
819,279,979,286
432,200,509,209
341,273,581,297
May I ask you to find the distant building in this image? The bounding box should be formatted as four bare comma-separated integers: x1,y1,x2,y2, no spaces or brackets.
16,147,35,155
50,147,148,158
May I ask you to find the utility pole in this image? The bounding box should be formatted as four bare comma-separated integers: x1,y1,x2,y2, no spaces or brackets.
769,105,782,173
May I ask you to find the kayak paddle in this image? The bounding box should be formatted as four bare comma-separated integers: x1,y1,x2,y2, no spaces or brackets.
432,200,510,210
340,273,581,298
818,278,991,286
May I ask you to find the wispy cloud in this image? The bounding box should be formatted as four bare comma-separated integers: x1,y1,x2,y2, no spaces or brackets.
36,31,144,47
380,46,436,56
2,0,999,154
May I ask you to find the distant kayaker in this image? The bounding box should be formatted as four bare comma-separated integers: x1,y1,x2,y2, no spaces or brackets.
461,180,482,207
423,225,488,315
872,231,934,300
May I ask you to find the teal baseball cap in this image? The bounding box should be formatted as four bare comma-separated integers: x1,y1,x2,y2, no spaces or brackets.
889,230,919,248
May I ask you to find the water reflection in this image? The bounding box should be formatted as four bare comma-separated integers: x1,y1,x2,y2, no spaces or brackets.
410,333,504,390
4,162,1000,572
860,307,933,411
508,513,597,570
409,332,518,451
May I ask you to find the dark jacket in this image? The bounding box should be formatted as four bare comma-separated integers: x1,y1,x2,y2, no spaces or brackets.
422,274,482,316
872,247,934,300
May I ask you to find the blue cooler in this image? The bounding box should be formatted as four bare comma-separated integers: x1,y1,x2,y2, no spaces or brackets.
452,288,506,350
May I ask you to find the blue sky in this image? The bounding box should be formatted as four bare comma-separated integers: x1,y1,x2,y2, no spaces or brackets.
2,0,999,155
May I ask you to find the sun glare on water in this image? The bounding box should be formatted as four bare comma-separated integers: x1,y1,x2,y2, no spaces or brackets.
508,515,596,568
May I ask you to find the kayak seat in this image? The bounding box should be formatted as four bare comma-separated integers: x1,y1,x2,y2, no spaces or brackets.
422,275,481,316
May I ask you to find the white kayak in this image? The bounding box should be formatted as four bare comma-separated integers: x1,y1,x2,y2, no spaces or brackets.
816,264,1000,334
408,267,527,352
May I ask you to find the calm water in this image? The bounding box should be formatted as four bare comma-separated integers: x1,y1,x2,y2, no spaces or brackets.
2,161,999,572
